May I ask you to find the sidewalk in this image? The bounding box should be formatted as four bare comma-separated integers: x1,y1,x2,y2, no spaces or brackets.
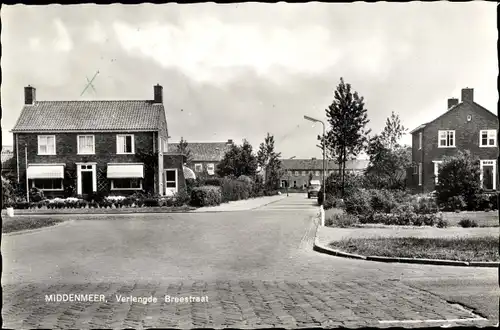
191,194,287,212
317,226,499,247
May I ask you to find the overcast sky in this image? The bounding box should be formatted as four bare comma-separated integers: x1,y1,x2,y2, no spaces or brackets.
1,3,497,159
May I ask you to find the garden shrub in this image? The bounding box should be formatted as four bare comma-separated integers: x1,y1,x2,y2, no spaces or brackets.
202,178,223,187
458,218,478,228
172,188,191,207
323,195,344,210
435,150,482,209
143,198,159,207
414,197,439,214
325,213,359,228
220,178,251,202
370,189,397,213
190,186,222,207
436,217,449,228
29,187,45,202
344,189,373,221
489,192,498,210
445,196,467,212
2,176,15,209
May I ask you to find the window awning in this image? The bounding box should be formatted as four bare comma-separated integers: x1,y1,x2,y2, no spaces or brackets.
27,165,64,179
183,166,196,180
107,164,144,179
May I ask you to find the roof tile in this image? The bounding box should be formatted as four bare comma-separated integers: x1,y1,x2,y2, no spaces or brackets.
168,142,232,162
12,101,164,132
281,159,369,171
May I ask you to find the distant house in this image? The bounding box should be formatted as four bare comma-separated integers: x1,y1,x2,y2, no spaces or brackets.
408,87,498,193
1,146,15,176
168,140,233,176
280,158,370,189
10,84,187,198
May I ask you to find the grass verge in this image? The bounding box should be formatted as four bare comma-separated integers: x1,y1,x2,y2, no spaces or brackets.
2,217,65,234
329,237,499,262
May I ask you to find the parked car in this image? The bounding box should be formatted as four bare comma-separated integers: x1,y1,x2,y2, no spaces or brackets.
307,180,321,199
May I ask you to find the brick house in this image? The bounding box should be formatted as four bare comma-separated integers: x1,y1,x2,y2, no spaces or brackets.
280,158,369,189
168,140,233,177
408,87,498,193
10,84,187,198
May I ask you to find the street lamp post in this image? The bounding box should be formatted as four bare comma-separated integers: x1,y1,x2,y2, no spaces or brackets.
304,115,326,203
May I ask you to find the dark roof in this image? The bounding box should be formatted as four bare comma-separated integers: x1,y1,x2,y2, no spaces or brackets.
168,142,233,162
11,100,165,132
281,159,369,171
409,101,497,134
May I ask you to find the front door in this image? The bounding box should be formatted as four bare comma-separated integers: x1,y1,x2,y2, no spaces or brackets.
81,171,93,195
482,165,494,190
164,169,178,196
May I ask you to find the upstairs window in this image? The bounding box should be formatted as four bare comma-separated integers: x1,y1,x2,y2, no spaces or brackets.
77,135,95,154
194,164,203,173
38,135,56,155
207,163,215,175
438,130,455,148
480,130,497,147
117,135,134,154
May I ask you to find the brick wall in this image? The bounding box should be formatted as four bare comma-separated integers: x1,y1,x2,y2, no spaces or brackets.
163,154,187,192
14,131,157,195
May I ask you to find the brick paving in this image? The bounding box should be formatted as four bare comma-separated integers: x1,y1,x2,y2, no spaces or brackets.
2,279,489,329
2,195,497,328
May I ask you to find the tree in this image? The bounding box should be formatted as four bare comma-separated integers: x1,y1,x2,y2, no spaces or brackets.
216,139,258,178
257,133,283,190
436,150,482,209
365,112,411,190
379,111,408,151
319,77,371,196
176,137,193,166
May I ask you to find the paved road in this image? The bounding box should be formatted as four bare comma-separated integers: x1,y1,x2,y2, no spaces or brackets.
2,194,498,328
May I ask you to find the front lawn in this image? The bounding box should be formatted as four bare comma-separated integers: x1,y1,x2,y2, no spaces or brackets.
2,217,65,234
329,237,499,262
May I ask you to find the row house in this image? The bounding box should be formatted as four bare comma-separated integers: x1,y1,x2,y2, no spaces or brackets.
168,140,233,176
10,84,187,198
280,158,370,189
408,87,498,193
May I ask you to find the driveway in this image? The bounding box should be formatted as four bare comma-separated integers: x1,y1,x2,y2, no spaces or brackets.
2,194,498,328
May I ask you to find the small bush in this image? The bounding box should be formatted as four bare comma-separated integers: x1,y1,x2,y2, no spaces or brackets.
489,192,498,210
143,198,159,207
444,196,467,211
344,189,372,218
29,187,45,202
190,186,222,207
172,189,191,207
325,213,359,228
220,178,251,202
370,189,397,213
323,195,344,210
458,218,478,228
415,197,439,214
202,178,223,187
436,217,449,228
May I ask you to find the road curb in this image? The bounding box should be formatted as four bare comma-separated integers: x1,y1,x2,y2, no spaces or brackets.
2,220,73,237
312,227,499,268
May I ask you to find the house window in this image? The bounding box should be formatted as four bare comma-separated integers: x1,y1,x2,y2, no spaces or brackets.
315,171,320,176
438,130,455,148
433,161,443,184
165,170,177,189
294,171,299,176
302,171,306,176
418,163,422,186
116,135,135,154
37,135,56,155
32,178,63,191
111,178,142,190
418,132,422,150
77,135,95,154
194,164,203,172
480,130,497,147
207,163,215,176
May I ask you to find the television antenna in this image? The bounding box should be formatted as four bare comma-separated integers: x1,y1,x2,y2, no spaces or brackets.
80,70,100,97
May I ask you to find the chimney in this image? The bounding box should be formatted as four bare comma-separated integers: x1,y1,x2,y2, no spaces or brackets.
153,84,163,104
24,85,36,105
461,88,473,103
227,139,233,145
311,157,316,160
447,98,459,109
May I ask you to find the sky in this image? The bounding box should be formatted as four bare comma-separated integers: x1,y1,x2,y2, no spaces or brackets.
1,3,497,159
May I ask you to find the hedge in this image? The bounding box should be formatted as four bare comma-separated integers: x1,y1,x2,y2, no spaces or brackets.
190,186,222,207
